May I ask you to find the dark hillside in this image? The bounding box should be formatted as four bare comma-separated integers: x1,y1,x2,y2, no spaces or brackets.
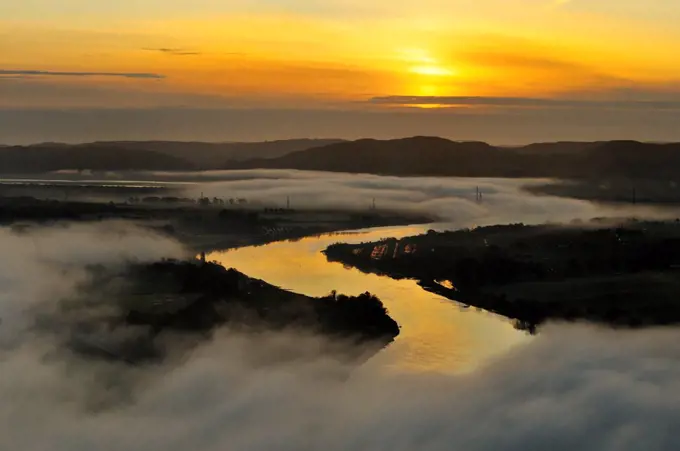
85,139,345,168
0,145,193,173
225,137,680,180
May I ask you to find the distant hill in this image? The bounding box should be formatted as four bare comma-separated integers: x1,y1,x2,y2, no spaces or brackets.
0,139,344,174
224,137,680,180
76,139,344,169
225,137,508,176
4,137,680,179
0,145,193,173
510,141,602,155
581,140,680,180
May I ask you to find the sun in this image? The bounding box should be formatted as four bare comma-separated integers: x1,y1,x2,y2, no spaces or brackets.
391,46,461,107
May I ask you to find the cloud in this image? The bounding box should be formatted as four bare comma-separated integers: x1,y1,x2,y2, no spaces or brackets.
4,295,680,450
0,70,166,79
459,49,589,72
0,79,236,110
0,221,187,346
143,48,202,56
142,48,246,57
453,36,631,91
369,96,680,110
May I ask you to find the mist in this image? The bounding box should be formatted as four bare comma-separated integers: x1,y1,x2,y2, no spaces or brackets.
165,169,678,227
0,222,187,345
1,221,680,449
4,316,680,449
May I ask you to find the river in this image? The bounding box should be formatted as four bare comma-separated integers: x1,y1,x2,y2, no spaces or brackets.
207,224,532,374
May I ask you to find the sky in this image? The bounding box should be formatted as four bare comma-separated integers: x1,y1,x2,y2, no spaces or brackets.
3,0,680,143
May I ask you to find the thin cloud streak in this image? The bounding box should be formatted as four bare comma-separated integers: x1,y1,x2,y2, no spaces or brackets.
0,70,166,79
143,48,202,56
370,96,680,110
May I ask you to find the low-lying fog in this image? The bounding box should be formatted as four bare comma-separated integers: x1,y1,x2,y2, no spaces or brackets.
155,169,674,225
8,169,676,226
3,173,680,450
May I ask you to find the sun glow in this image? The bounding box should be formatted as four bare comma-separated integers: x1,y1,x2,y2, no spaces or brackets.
7,1,680,111
397,48,457,78
409,104,449,109
409,65,456,77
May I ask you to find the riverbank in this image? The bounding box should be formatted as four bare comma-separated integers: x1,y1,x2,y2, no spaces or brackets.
0,195,435,252
207,225,530,374
324,219,680,331
2,192,418,368
526,178,680,207
61,259,400,366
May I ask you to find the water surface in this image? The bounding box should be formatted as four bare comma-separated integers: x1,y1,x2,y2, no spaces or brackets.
208,225,531,374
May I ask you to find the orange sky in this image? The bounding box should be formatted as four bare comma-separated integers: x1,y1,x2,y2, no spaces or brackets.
3,0,680,109
3,1,680,143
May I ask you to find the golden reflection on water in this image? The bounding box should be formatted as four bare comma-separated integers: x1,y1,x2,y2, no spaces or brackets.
208,226,532,374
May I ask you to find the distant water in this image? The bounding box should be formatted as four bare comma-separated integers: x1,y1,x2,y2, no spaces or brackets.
208,225,532,374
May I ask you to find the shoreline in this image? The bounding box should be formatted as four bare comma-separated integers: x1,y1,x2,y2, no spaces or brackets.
0,194,436,253
324,220,680,332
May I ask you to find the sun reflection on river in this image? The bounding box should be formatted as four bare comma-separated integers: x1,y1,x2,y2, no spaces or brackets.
208,225,532,374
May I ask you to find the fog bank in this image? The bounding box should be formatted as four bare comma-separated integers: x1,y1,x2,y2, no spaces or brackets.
0,222,187,346
169,169,677,226
2,206,679,450
4,319,680,450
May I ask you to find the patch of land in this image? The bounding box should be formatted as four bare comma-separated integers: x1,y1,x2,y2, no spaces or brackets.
0,186,434,252
0,176,432,368
55,259,399,366
527,178,680,206
0,177,427,369
324,219,680,332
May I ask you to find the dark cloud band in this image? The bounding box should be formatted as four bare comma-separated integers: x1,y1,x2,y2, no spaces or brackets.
370,96,680,110
0,70,165,79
